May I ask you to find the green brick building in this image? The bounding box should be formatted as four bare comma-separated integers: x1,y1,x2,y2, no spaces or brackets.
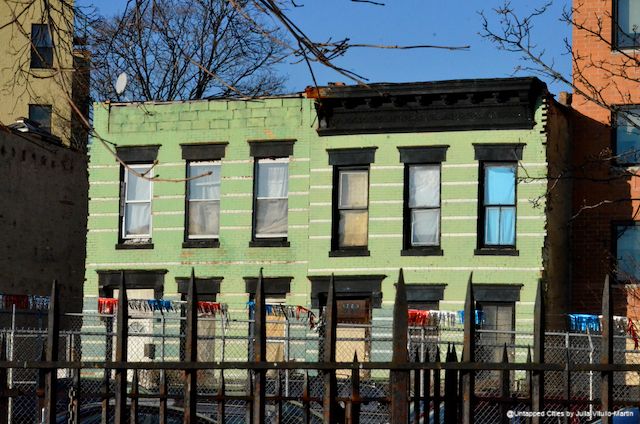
85,77,572,356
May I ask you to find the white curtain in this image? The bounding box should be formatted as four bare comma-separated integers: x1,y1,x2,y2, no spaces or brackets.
189,164,221,200
125,203,150,236
256,160,288,237
339,171,368,208
257,161,288,198
411,209,440,245
189,201,220,236
409,165,439,208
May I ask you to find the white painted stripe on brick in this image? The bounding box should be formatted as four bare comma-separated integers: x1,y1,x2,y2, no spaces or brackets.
88,260,308,267
219,226,251,230
308,266,542,272
289,191,309,196
310,185,332,189
310,168,331,173
222,209,251,214
370,200,402,205
88,228,117,233
442,181,477,186
442,216,476,220
155,195,183,200
371,183,402,187
371,165,402,170
518,198,539,204
90,164,119,169
291,158,310,162
520,162,546,167
153,211,182,216
91,197,118,202
157,162,182,167
519,216,544,220
155,227,183,232
520,233,546,237
442,199,476,204
309,219,331,223
310,202,331,206
222,159,252,164
309,235,331,240
289,225,309,229
91,181,119,185
290,175,309,179
370,217,402,222
223,193,251,198
89,212,118,217
290,208,309,212
370,234,401,238
442,164,477,169
222,176,252,180
442,233,477,237
520,179,547,185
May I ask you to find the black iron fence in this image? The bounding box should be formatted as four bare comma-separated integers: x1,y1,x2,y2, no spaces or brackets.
0,270,636,424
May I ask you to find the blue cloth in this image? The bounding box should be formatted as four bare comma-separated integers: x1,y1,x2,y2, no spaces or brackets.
568,314,600,332
457,310,485,325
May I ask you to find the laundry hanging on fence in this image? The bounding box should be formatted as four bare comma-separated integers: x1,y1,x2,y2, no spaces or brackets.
98,298,118,314
198,301,228,317
98,297,230,317
0,294,49,311
245,301,317,329
568,314,601,332
456,310,485,326
407,310,457,327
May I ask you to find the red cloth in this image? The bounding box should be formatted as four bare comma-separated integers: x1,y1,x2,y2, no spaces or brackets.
4,295,29,310
98,298,118,314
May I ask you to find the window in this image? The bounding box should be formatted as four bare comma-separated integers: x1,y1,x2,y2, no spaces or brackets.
407,165,440,246
186,161,221,240
481,163,517,248
30,24,53,68
28,104,52,133
616,0,640,49
253,158,289,242
336,167,369,250
122,164,153,240
615,224,640,281
477,301,515,362
615,107,640,164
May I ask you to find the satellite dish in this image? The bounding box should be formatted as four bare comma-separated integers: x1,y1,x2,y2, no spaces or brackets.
115,72,128,95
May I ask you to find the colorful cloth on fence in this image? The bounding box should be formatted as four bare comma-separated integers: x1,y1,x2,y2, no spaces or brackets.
245,301,317,329
568,314,601,332
97,297,229,317
407,310,457,327
456,310,485,325
0,294,49,311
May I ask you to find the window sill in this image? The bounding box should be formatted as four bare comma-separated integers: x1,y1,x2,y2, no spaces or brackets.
116,242,154,250
474,248,519,256
401,247,444,256
329,249,370,257
182,239,220,249
249,239,290,248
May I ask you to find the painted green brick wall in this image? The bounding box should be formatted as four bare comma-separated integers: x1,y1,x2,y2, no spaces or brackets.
86,94,552,331
86,96,315,315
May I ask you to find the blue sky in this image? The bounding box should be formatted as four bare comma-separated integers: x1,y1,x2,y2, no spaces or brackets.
78,0,571,95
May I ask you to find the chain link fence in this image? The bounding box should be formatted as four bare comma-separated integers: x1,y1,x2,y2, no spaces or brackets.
2,308,640,423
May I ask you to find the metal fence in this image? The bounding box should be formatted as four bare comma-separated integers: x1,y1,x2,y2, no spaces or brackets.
0,271,637,423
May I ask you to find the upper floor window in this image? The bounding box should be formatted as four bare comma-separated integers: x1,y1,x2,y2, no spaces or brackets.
615,107,640,165
28,104,52,133
30,24,53,68
482,163,517,247
616,0,640,49
615,223,640,282
399,145,448,256
187,161,221,240
254,157,289,241
248,140,294,247
328,148,376,257
115,145,159,249
123,164,153,240
181,142,227,248
474,144,523,255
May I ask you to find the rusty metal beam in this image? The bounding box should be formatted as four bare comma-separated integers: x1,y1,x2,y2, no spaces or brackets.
391,269,409,423
461,273,474,424
114,272,128,424
601,275,613,424
184,268,198,424
253,268,266,424
322,274,338,423
346,352,361,424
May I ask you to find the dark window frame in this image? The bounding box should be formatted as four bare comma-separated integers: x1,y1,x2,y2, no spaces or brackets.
30,23,53,69
476,161,519,255
249,157,290,248
28,104,52,133
612,220,640,283
402,163,443,256
612,106,640,166
97,270,167,299
330,165,371,256
613,0,640,50
183,160,222,248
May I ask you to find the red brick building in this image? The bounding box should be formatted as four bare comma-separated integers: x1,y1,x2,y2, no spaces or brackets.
571,0,640,316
